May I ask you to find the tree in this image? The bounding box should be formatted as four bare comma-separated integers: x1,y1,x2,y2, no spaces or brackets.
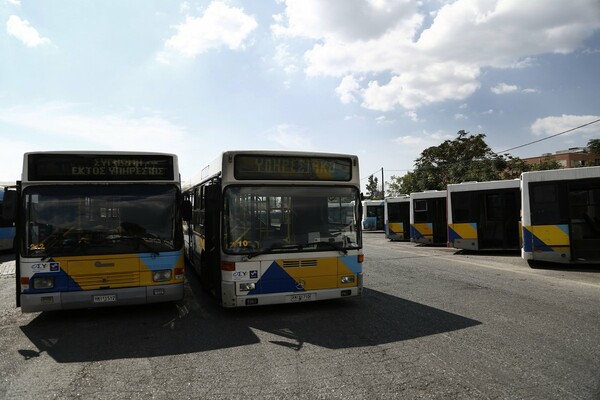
526,156,562,171
386,130,538,194
365,175,383,199
588,139,600,166
385,175,403,197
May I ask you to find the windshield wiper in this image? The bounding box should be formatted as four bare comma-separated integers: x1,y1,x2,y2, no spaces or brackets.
314,240,348,255
246,243,308,259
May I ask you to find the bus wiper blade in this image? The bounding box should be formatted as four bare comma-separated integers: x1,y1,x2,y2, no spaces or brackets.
314,240,348,255
246,243,307,259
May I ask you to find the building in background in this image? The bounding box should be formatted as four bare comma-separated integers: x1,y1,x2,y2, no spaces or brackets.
522,147,598,169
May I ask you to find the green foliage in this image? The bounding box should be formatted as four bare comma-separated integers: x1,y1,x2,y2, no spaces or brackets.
588,139,600,165
385,130,559,194
365,175,383,199
526,156,562,171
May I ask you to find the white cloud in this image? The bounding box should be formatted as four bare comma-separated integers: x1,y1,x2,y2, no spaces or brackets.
266,124,314,150
6,15,50,47
393,130,454,148
0,103,188,152
273,43,299,76
492,83,539,94
160,1,257,61
335,75,362,104
491,83,518,94
272,0,600,111
405,110,420,122
454,113,468,120
531,114,600,136
375,116,395,124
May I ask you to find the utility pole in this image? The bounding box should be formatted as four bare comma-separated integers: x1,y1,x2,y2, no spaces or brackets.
381,167,384,199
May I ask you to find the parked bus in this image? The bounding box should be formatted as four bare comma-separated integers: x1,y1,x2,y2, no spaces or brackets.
410,190,447,245
362,199,384,231
183,150,363,307
3,152,185,312
0,184,16,251
447,179,520,251
384,196,410,241
521,166,600,265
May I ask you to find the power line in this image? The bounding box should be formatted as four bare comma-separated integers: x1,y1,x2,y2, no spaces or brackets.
498,118,600,154
361,118,600,183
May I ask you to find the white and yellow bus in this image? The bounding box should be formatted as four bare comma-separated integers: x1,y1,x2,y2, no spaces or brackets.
183,150,363,307
361,199,384,231
3,152,185,312
521,166,600,265
409,190,447,245
447,179,521,251
384,196,410,241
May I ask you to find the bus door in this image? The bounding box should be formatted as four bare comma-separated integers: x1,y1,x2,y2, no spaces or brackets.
480,191,520,249
203,181,222,295
569,182,600,262
432,197,447,244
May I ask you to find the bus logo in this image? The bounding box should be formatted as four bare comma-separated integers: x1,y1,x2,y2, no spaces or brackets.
31,262,60,273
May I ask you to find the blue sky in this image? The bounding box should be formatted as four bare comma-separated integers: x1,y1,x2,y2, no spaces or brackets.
2,0,599,190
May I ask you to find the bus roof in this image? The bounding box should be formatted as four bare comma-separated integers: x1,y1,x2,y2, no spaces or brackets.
521,166,600,183
409,190,447,200
447,178,520,193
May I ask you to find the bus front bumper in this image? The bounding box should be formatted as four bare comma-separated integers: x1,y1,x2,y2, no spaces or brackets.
20,284,184,313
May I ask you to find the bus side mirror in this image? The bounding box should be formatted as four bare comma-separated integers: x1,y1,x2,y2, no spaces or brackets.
2,189,17,223
182,199,192,222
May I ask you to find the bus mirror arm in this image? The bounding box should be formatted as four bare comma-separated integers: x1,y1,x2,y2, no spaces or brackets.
182,200,192,222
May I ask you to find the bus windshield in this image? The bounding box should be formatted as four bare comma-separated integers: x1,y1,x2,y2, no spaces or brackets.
23,184,181,257
223,186,360,255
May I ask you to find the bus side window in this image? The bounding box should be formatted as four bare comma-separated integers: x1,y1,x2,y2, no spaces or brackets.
192,186,204,234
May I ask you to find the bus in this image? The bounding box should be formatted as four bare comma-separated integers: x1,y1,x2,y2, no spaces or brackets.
384,196,410,241
447,179,520,251
410,190,447,245
0,183,16,251
3,152,185,312
362,199,384,231
182,150,363,307
521,166,600,265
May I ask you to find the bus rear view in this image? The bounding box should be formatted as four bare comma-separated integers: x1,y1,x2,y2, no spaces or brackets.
6,152,185,312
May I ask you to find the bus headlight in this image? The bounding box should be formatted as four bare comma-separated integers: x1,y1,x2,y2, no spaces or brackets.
341,275,355,284
239,283,256,292
34,276,54,289
153,270,172,282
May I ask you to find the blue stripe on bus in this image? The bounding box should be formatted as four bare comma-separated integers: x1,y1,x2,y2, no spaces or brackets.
248,261,302,295
523,228,533,252
448,226,461,243
23,270,82,294
339,255,362,274
139,250,181,270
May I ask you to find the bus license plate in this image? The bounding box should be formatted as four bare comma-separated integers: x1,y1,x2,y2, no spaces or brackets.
93,294,117,303
288,293,315,302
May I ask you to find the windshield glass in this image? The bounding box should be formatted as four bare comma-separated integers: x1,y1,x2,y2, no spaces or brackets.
23,184,181,257
223,186,360,255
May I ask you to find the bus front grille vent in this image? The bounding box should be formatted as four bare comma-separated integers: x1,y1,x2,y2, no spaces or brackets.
71,272,139,289
283,260,318,268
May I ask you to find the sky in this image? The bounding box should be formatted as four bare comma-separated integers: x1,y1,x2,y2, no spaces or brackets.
2,0,600,190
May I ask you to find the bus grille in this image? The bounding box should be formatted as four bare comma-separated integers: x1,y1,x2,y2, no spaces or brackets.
71,272,139,289
282,259,318,268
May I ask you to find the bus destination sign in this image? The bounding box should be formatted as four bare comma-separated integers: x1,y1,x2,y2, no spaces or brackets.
28,154,175,181
234,155,352,181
